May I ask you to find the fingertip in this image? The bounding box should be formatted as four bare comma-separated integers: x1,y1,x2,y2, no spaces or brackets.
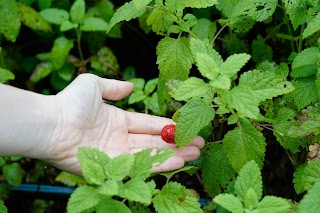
189,135,205,149
152,156,185,173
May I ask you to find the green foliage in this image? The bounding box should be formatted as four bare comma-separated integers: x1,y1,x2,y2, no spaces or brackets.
2,162,25,187
0,200,8,213
298,181,320,213
0,68,15,83
214,161,290,213
0,1,21,42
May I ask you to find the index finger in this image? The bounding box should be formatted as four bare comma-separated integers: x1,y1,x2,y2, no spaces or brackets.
126,111,174,134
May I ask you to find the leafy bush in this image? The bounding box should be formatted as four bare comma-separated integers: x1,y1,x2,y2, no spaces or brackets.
1,0,320,212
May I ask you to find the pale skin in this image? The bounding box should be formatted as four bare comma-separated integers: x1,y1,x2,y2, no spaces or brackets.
0,74,205,175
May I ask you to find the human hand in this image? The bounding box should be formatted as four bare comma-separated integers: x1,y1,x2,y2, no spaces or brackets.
44,74,205,175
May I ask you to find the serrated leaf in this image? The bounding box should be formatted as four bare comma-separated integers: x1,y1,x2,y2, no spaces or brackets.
256,196,290,213
287,105,320,137
201,143,236,198
17,3,52,32
287,78,318,111
223,119,266,172
146,7,174,36
190,38,223,67
70,0,85,23
0,68,15,83
81,17,108,31
244,188,259,210
291,47,320,78
210,75,232,90
128,78,145,92
49,37,74,70
60,20,78,31
156,37,193,106
225,86,260,119
283,0,308,30
40,8,69,25
104,154,134,181
79,158,106,185
153,182,202,213
231,0,277,22
55,172,86,187
129,90,147,104
144,78,158,95
67,186,100,213
251,35,273,63
97,180,118,196
172,77,212,101
3,162,25,187
195,53,219,80
96,198,131,213
303,13,320,39
175,98,215,147
107,0,152,32
239,69,295,102
30,61,54,82
191,18,216,41
77,146,110,166
118,179,152,205
234,160,263,201
293,159,320,194
160,166,197,179
0,200,8,213
298,181,320,213
166,0,218,11
220,53,251,78
213,194,244,213
0,0,21,42
130,148,174,180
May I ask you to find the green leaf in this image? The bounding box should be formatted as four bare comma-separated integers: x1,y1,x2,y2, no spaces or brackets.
223,119,266,172
40,8,69,25
144,78,158,95
2,162,25,186
256,196,290,213
160,166,197,179
81,17,108,31
239,69,295,102
251,35,273,63
128,78,145,92
234,160,263,201
298,181,320,213
60,20,78,31
129,90,147,104
153,182,202,213
50,37,74,70
0,200,8,213
97,179,118,196
244,188,259,210
166,0,219,11
77,147,110,166
96,198,131,213
107,0,152,32
30,61,54,82
201,143,236,198
175,98,215,147
0,68,15,83
67,185,100,213
171,77,212,101
130,148,174,180
231,0,277,22
70,0,85,23
287,78,318,111
210,75,232,90
191,18,217,41
303,13,320,39
283,0,308,30
79,158,106,185
146,7,174,36
287,105,320,137
220,53,251,78
195,53,219,80
17,3,52,32
291,47,320,78
118,179,152,205
156,37,193,106
293,159,320,194
0,157,6,167
225,86,260,119
104,154,134,181
90,47,119,76
213,194,244,213
55,172,86,187
0,0,21,42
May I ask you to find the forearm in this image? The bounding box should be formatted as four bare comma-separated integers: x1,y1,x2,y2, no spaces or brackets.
0,84,57,159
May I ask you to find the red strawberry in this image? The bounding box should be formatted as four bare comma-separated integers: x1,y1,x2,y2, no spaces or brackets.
161,124,176,144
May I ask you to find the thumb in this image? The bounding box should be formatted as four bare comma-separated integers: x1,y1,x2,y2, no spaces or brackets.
97,76,134,100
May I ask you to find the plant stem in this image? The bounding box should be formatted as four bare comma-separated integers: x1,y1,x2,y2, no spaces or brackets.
210,23,228,45
298,24,305,53
264,22,285,41
76,29,84,62
281,2,295,52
